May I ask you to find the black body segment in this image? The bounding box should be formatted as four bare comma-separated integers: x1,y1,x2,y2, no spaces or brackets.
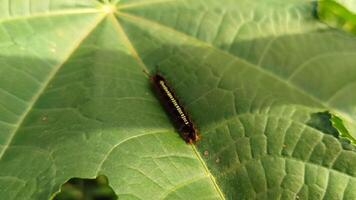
150,74,199,143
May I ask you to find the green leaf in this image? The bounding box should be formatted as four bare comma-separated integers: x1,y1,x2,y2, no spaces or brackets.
0,0,355,199
331,114,356,145
317,0,356,34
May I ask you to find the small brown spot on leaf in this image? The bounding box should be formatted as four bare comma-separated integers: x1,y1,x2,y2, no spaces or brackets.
41,116,48,121
203,150,209,156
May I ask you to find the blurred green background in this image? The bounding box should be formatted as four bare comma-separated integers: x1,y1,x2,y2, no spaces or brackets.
53,175,117,200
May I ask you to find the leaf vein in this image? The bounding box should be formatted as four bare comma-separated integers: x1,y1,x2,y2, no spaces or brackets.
0,13,107,160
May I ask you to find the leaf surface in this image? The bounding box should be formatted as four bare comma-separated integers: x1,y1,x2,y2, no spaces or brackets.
0,0,355,199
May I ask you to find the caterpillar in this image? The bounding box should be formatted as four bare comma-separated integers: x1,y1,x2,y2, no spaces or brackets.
150,74,200,144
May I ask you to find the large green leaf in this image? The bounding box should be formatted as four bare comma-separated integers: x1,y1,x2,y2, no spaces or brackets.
0,0,355,199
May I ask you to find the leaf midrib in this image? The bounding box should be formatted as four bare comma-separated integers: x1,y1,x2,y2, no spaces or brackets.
118,0,177,10
107,13,226,199
0,9,101,24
